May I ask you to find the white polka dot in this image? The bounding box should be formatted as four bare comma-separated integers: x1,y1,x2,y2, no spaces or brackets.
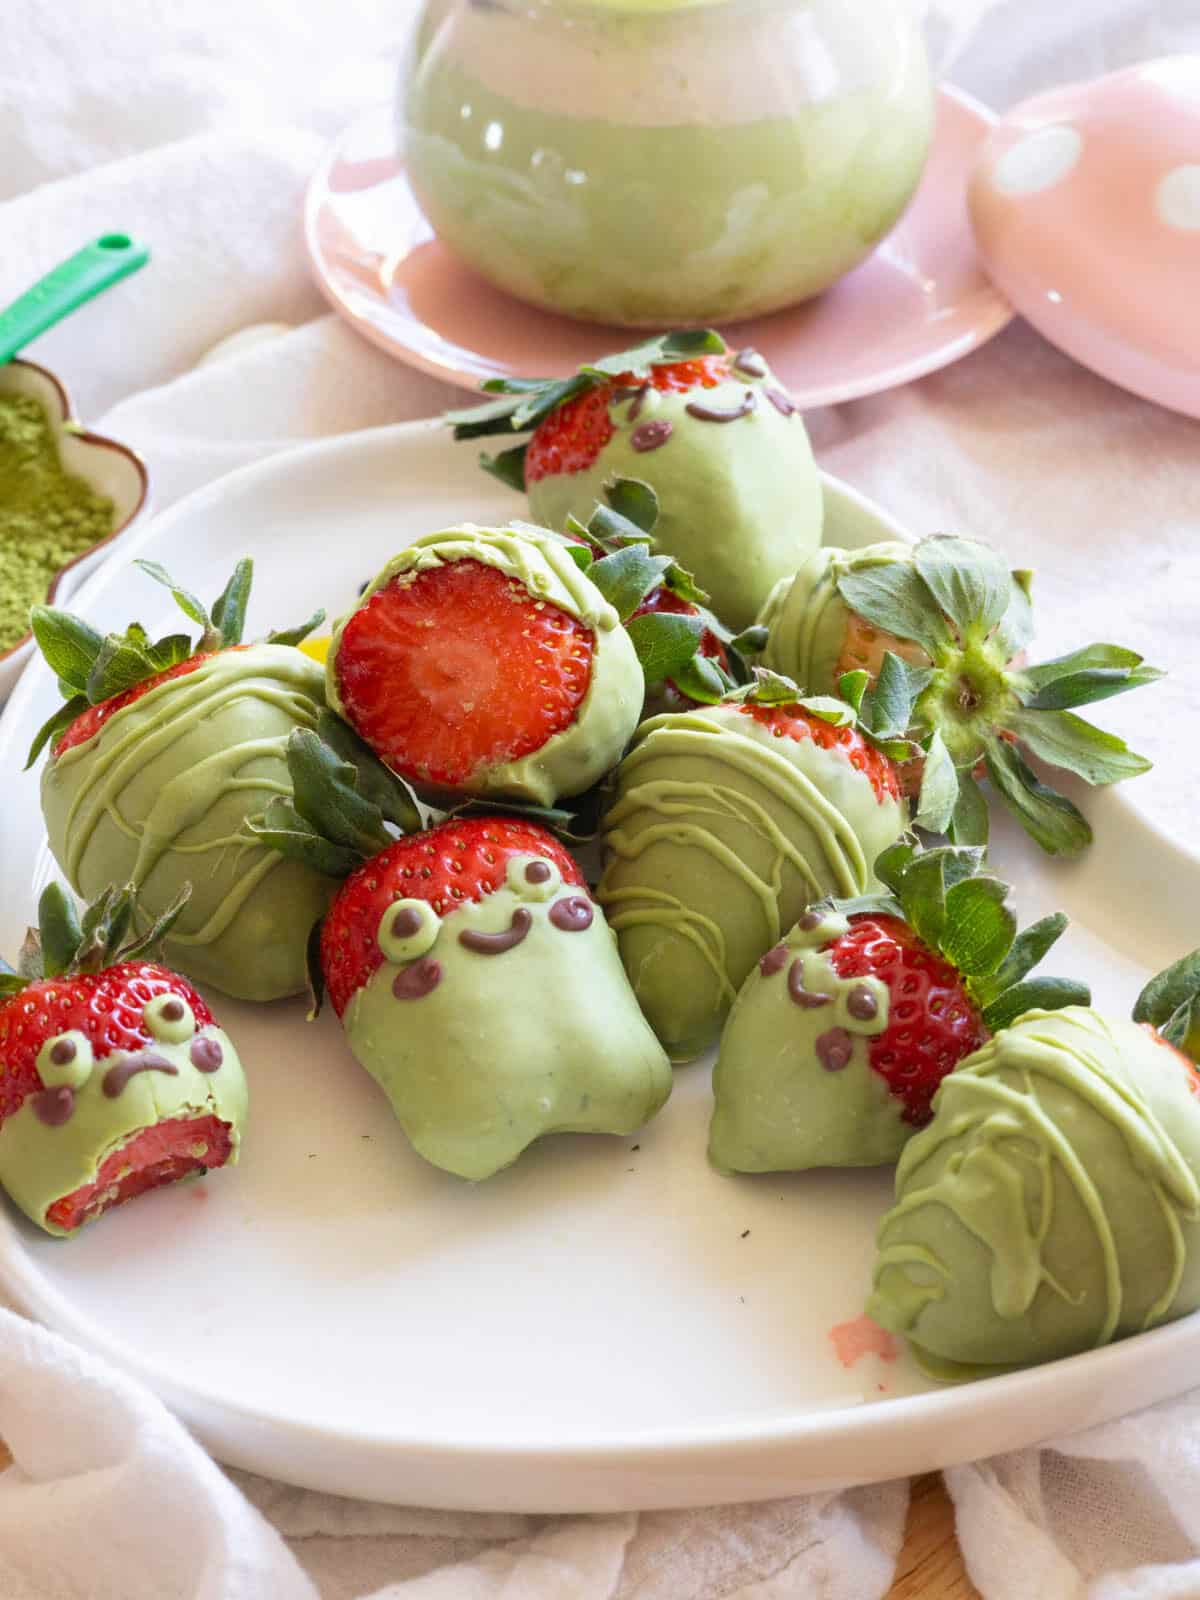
992,125,1083,196
1157,165,1200,231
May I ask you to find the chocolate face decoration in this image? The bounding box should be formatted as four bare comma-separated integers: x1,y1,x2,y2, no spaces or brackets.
25,1020,229,1131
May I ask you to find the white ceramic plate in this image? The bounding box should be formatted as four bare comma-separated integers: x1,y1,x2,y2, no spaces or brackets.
0,422,1196,1513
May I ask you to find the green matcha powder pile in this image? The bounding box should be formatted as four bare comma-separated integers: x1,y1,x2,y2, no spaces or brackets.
0,393,114,653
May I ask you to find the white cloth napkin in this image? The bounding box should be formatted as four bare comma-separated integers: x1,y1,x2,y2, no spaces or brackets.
2,1,1200,1597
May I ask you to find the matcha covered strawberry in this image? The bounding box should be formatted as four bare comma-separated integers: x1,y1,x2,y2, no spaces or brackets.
30,560,332,1002
599,672,911,1061
325,523,642,806
447,330,823,629
710,839,1086,1173
0,882,247,1237
869,952,1200,1377
756,534,1161,855
253,724,670,1180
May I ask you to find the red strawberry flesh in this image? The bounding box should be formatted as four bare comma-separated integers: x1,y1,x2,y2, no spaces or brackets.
524,354,734,483
54,654,214,758
45,1114,234,1232
0,964,215,1122
320,816,586,1018
333,560,594,788
738,702,901,804
826,913,988,1124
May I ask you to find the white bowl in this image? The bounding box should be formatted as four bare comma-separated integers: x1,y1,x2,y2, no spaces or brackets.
0,359,149,703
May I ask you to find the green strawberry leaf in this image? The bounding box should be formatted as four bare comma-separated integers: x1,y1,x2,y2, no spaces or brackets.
1006,708,1152,786
99,883,136,965
133,559,211,632
948,770,989,846
791,695,856,727
118,883,194,962
995,570,1035,657
670,652,731,704
973,912,1069,1004
144,632,195,673
663,565,709,608
267,609,326,649
446,783,607,845
837,669,870,718
913,536,1011,642
85,630,157,705
731,625,770,659
580,328,725,380
1015,645,1163,711
29,606,104,693
894,848,950,952
940,874,1015,978
836,561,952,658
1133,948,1200,1054
722,667,805,707
510,374,593,431
36,882,82,977
861,651,933,739
914,729,959,834
479,443,528,492
445,392,526,439
604,476,659,534
211,558,254,647
980,976,1092,1032
563,543,594,573
625,610,704,684
874,835,920,896
287,727,395,859
0,972,29,997
821,891,903,920
591,546,675,621
17,927,42,980
25,694,89,770
983,738,1092,857
316,711,421,835
248,797,365,879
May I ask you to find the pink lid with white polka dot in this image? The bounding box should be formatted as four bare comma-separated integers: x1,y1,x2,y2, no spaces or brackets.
969,55,1200,419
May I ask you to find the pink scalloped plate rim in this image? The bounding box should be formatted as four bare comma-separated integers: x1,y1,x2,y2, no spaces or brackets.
304,85,1014,403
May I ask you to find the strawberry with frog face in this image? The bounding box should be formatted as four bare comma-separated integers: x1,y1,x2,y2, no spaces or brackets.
30,557,333,1002
447,329,823,630
0,882,247,1237
709,839,1087,1174
251,723,671,1180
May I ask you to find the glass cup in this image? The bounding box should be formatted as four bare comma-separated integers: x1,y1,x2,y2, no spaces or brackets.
401,0,934,327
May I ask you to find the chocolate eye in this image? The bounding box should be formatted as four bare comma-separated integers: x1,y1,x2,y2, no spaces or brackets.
36,1030,93,1090
377,897,439,962
506,854,562,902
144,992,196,1044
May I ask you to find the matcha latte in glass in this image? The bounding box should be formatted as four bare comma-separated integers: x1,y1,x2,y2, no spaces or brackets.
401,0,934,327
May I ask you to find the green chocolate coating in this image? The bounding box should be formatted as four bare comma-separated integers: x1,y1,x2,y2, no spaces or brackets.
758,541,922,694
326,524,643,805
869,1010,1200,1377
709,909,900,1172
343,879,672,1180
598,705,907,1061
527,374,822,631
406,18,932,327
41,645,334,1002
0,1025,246,1237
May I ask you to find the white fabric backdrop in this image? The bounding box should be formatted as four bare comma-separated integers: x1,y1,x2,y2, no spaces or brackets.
1,2,1199,1596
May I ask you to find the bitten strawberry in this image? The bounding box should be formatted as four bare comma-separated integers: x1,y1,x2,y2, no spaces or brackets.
253,723,670,1179
325,523,642,807
447,329,823,629
0,882,247,1236
29,558,333,1003
757,534,1161,855
709,838,1087,1173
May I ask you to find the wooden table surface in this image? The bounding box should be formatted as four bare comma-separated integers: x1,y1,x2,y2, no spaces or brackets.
0,1433,974,1595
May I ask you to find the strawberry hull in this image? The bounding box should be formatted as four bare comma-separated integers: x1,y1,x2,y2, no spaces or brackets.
41,645,334,1002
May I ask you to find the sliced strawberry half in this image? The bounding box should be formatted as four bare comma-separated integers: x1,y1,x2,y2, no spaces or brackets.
331,559,595,789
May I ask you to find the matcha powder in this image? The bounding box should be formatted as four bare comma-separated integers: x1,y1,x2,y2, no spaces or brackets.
0,392,114,653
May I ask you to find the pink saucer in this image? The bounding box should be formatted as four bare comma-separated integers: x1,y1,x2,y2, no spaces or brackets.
305,88,1013,402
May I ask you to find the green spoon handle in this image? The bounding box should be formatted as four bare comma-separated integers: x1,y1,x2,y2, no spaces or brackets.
0,233,150,366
